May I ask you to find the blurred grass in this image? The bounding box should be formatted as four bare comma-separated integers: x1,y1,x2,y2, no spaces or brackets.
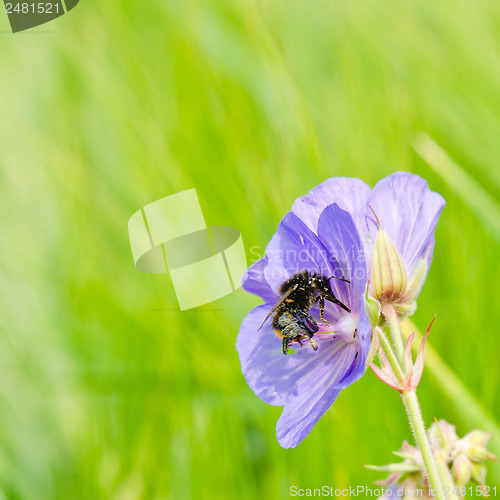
1,0,500,498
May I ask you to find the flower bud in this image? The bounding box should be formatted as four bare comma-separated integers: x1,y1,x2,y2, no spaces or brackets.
464,430,490,446
456,430,497,462
371,230,407,302
452,453,472,487
468,445,497,462
471,462,487,486
427,419,459,458
400,258,428,304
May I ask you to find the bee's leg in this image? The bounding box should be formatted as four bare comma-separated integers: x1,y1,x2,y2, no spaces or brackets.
280,322,296,355
308,336,318,351
327,296,351,313
282,336,289,355
318,296,329,325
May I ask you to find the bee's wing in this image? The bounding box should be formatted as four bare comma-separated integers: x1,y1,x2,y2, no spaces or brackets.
257,284,298,331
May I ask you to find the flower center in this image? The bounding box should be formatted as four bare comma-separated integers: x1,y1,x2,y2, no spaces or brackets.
316,313,358,343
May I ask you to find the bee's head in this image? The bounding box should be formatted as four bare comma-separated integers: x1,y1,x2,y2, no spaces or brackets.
311,274,334,295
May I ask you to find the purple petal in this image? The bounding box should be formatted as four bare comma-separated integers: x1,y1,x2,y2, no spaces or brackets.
276,386,342,448
241,257,278,304
263,212,336,294
317,204,366,312
278,213,333,275
263,231,292,295
274,316,371,448
292,177,372,244
275,339,359,448
334,310,371,388
367,172,445,275
236,305,289,406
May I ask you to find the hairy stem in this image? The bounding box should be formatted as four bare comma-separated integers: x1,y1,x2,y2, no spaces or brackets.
374,327,405,383
382,303,406,371
435,456,462,500
377,310,452,500
401,390,446,500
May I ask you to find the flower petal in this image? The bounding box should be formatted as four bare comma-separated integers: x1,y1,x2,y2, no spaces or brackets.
263,231,291,295
236,305,289,406
317,203,366,312
273,307,371,448
276,387,342,448
263,212,336,294
368,172,445,276
333,310,372,388
292,177,372,244
275,339,359,448
241,257,278,304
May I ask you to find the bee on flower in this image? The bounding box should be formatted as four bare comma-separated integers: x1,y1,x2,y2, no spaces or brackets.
237,172,445,447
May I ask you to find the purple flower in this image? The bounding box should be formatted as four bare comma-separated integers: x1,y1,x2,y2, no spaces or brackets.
237,204,371,448
237,172,445,448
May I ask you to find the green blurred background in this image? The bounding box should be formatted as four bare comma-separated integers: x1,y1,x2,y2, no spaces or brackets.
1,0,500,498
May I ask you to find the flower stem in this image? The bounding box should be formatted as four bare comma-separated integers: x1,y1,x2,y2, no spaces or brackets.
434,456,463,500
382,303,406,371
379,310,450,500
374,327,405,383
401,390,446,500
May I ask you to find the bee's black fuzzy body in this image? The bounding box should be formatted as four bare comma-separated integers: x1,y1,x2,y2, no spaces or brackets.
266,270,351,355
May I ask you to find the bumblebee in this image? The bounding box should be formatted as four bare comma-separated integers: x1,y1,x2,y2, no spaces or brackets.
258,270,351,355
